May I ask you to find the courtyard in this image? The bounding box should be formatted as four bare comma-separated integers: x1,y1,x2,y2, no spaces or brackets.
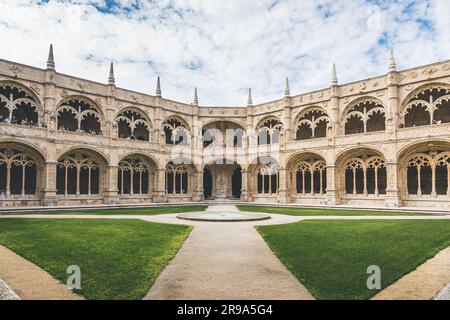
1,204,450,300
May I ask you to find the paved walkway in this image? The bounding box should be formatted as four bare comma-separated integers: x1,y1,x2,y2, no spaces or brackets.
145,205,313,300
0,245,83,300
373,246,450,300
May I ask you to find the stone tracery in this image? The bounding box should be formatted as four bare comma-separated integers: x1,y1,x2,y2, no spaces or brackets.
406,150,450,196
162,117,189,145
56,153,100,196
344,99,386,134
0,84,39,125
165,162,189,195
0,148,37,197
403,86,450,127
257,118,282,145
295,109,329,140
57,98,102,134
118,156,153,195
343,154,387,196
116,109,151,141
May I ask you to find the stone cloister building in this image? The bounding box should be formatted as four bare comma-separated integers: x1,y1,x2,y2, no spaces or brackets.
0,46,449,208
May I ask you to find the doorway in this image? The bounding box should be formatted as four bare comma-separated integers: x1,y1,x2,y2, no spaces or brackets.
231,167,242,199
203,168,213,199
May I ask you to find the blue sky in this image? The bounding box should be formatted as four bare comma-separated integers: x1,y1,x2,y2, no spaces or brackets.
0,0,449,105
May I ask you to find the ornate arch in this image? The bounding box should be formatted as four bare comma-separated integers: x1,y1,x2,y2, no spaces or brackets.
117,154,156,196
397,140,450,197
56,96,105,134
336,147,387,196
288,153,327,196
247,156,280,195
162,115,191,145
342,97,386,134
256,117,282,145
400,83,450,127
56,148,107,197
202,120,244,148
115,107,152,141
165,160,193,195
293,107,330,140
0,145,42,197
0,81,42,125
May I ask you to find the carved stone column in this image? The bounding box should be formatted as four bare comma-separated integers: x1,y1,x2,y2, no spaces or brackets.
192,167,204,202
152,168,167,202
277,168,290,203
325,165,339,205
103,165,118,204
385,161,401,207
41,160,58,206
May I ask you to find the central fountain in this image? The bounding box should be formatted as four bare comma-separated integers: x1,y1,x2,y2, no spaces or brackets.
177,211,271,222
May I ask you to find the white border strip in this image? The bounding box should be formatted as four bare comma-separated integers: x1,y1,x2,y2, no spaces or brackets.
435,282,450,300
0,279,20,300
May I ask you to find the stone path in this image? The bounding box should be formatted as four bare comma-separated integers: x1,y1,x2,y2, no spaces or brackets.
145,205,314,300
0,245,83,300
373,245,450,300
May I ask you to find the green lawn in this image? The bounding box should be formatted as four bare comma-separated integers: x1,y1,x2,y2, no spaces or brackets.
41,205,207,215
257,220,450,300
0,219,192,300
238,205,429,216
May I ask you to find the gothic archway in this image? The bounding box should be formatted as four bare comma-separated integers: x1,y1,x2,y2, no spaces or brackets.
0,82,40,125
343,98,386,134
116,108,151,141
57,97,103,134
56,149,107,198
294,108,330,140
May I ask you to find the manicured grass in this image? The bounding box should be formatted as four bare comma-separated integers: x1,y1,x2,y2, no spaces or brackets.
257,220,450,300
43,205,207,215
0,219,192,300
238,205,429,216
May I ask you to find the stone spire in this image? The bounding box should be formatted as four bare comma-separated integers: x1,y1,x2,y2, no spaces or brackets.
193,87,198,105
284,77,290,97
108,62,115,85
46,44,55,70
247,88,253,106
331,63,338,86
388,48,397,72
155,76,161,97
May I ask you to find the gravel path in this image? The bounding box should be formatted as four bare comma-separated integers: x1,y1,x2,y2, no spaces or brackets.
373,245,450,300
145,206,313,300
0,245,83,300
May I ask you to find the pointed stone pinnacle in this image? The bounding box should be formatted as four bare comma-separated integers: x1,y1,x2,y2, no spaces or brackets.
247,88,253,106
193,87,199,105
284,77,290,97
47,44,55,70
388,48,397,72
156,76,161,97
108,62,115,85
331,63,338,86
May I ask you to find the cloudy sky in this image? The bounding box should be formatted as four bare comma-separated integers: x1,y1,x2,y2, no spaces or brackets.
0,0,449,105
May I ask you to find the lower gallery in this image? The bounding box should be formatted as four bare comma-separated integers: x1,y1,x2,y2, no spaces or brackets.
0,47,449,209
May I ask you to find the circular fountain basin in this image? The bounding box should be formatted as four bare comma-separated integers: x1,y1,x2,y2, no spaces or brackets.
177,212,271,222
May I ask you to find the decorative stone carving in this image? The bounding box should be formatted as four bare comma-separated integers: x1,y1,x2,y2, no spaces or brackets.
9,65,23,75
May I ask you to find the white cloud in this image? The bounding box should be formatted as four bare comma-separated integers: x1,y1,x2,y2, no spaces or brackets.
0,0,448,105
